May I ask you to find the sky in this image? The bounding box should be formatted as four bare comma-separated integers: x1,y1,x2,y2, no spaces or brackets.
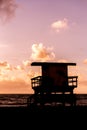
0,0,87,94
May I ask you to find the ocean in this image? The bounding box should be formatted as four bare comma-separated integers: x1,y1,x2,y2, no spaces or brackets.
0,94,31,107
0,94,86,107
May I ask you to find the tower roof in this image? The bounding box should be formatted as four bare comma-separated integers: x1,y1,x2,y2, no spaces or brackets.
31,62,76,66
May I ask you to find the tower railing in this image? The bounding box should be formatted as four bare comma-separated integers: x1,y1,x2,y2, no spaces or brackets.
31,76,78,93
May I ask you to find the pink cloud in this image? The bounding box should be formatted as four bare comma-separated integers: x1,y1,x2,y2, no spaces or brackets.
0,0,18,22
51,18,68,32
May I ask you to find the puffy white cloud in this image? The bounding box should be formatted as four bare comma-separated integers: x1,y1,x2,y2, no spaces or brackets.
31,43,55,61
51,18,68,32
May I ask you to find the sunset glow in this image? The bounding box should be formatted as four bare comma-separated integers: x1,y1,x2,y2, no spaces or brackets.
0,0,87,94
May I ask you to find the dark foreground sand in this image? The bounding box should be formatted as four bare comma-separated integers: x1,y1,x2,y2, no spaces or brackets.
0,105,87,126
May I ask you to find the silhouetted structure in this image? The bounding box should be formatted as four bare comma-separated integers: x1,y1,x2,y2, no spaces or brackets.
29,62,78,107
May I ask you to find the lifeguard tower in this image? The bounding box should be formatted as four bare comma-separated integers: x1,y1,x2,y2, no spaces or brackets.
29,62,78,106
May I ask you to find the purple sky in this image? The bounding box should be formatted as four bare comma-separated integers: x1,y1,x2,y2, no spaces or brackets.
0,0,87,93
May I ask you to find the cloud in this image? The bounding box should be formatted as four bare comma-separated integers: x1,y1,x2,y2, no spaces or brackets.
0,61,12,70
0,60,34,93
0,0,18,22
0,44,84,94
0,61,8,67
22,60,31,67
51,18,68,32
30,43,55,61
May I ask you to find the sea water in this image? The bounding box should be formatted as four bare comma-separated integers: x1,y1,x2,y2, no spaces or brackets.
0,94,86,107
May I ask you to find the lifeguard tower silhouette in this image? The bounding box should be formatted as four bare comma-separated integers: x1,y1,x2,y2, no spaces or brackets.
29,62,78,107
